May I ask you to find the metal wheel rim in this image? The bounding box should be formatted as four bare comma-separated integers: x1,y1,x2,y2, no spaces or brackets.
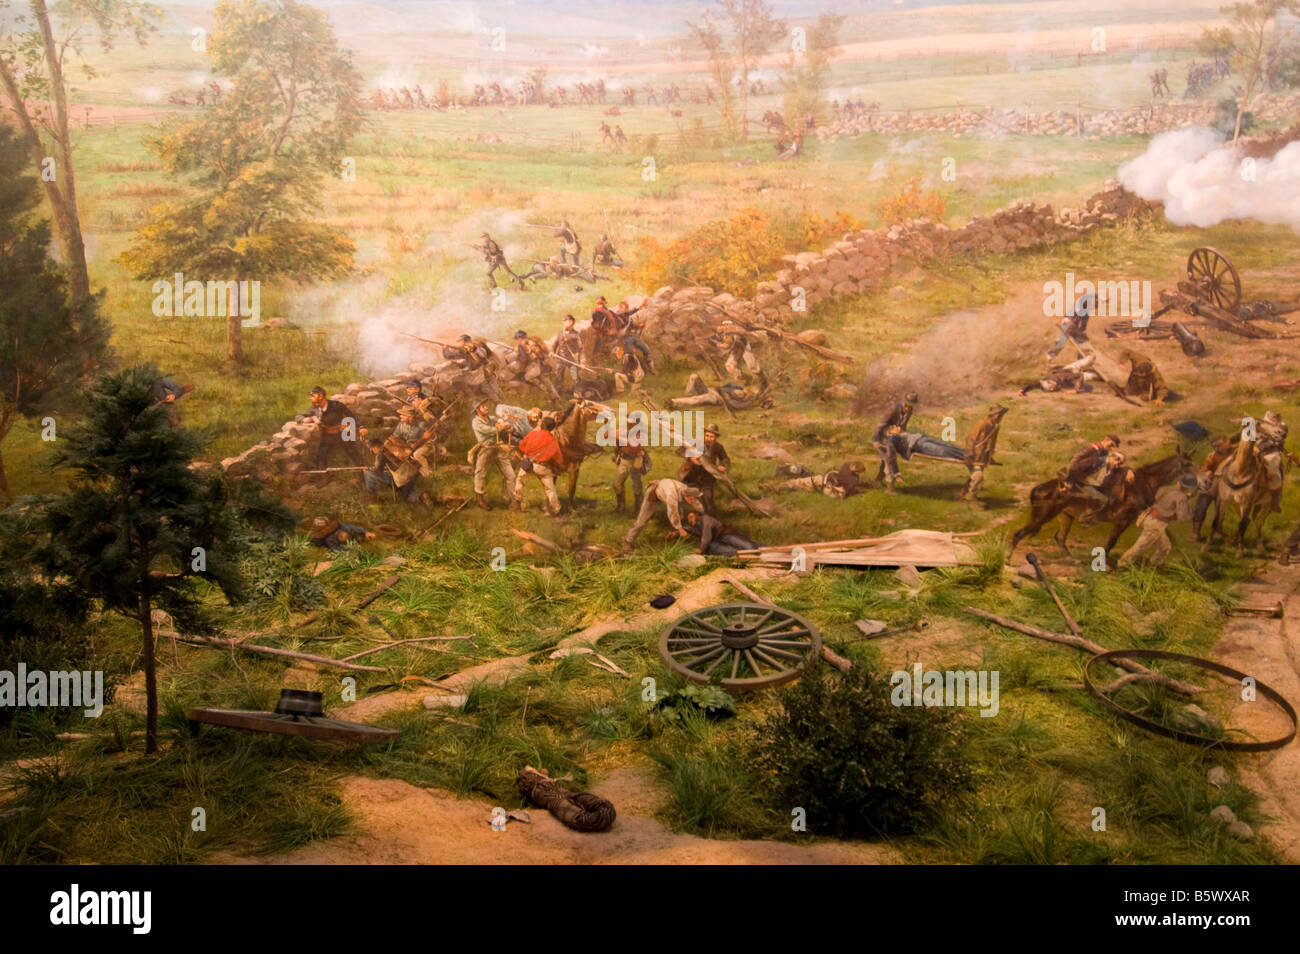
1187,246,1241,311
659,602,822,692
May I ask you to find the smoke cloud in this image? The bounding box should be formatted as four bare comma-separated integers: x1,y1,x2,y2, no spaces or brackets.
1118,126,1300,230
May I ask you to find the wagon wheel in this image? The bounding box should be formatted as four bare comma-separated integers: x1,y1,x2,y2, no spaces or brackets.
659,602,822,692
1186,246,1241,311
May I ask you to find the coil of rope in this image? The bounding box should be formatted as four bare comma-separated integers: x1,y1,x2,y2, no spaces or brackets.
516,765,617,832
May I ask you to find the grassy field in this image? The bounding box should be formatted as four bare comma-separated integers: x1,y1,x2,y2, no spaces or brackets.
3,0,1299,864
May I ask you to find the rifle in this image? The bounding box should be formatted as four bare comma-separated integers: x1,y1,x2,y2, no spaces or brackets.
400,331,462,351
647,409,770,517
300,466,368,475
696,302,853,364
524,223,563,231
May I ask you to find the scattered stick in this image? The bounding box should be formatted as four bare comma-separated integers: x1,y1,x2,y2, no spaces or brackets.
1026,553,1083,637
341,635,474,662
166,632,387,672
419,497,472,538
962,608,1201,695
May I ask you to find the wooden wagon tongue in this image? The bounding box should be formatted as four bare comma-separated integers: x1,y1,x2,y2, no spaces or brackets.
273,689,326,719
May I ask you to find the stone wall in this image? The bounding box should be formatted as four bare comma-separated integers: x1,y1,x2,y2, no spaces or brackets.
221,181,1155,479
814,93,1300,143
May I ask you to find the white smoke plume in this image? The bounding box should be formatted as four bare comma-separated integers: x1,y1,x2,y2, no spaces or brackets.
1118,126,1300,230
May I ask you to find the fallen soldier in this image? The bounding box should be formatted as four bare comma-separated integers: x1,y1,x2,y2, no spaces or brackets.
768,460,868,498
304,517,375,551
667,373,771,411
1018,368,1091,396
682,510,760,556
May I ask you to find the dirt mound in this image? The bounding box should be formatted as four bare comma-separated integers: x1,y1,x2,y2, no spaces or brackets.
214,769,897,865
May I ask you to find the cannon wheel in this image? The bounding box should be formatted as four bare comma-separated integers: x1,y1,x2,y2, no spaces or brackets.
1187,247,1241,311
659,602,822,692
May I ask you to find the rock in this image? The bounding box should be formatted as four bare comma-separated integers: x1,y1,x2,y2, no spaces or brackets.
1207,766,1231,788
894,565,923,587
380,555,406,566
676,554,708,569
1226,820,1256,841
1209,804,1238,825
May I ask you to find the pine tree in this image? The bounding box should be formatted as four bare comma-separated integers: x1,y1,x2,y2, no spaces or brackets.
27,366,288,752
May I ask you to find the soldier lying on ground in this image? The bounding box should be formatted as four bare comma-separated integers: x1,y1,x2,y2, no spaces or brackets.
682,510,760,556
305,517,375,551
522,257,606,284
769,460,868,498
667,373,769,411
1018,368,1091,396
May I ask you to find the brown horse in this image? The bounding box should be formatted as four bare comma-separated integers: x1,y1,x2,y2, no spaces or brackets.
551,399,605,508
1204,439,1266,557
1007,449,1194,562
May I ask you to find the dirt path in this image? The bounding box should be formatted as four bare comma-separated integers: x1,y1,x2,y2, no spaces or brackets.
1215,564,1300,861
216,765,897,865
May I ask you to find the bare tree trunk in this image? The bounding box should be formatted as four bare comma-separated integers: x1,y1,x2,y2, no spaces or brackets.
139,587,158,754
0,58,89,304
0,406,12,500
31,0,91,303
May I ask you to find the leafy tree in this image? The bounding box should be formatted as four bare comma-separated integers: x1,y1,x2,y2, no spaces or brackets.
120,0,362,364
0,122,110,499
0,0,159,303
688,0,786,141
1201,0,1300,142
780,12,843,123
24,365,290,752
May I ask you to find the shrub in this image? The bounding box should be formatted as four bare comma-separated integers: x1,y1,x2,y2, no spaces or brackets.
631,207,864,297
754,665,973,837
874,176,947,225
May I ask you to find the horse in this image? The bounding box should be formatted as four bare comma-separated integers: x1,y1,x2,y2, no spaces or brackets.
1203,439,1267,557
1007,449,1193,562
551,399,605,509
